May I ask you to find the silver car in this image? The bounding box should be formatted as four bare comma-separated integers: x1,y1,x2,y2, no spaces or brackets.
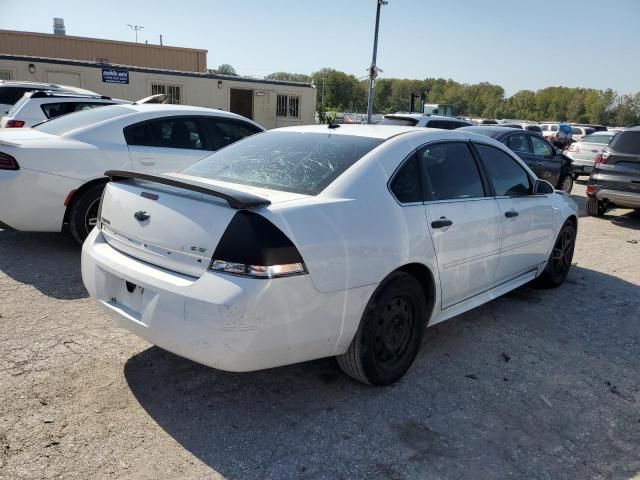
565,131,616,178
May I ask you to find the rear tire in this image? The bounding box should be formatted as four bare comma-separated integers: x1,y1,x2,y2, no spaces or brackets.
586,197,606,217
535,221,576,288
558,174,573,193
68,183,105,244
336,272,427,386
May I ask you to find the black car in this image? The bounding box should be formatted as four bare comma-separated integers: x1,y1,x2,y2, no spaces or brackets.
459,126,574,193
586,127,640,216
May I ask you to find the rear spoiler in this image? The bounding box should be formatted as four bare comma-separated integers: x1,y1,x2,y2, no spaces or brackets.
105,170,271,209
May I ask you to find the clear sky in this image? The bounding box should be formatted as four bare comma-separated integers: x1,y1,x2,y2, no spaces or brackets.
1,0,638,96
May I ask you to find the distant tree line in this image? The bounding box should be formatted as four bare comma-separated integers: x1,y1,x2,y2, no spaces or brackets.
264,69,640,126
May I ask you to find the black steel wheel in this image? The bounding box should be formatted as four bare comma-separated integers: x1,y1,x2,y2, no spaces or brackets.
535,221,576,288
337,272,428,386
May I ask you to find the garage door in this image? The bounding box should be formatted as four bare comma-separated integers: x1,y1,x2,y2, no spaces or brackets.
45,70,82,87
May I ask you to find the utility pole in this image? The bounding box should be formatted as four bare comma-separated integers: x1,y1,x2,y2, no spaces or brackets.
366,0,387,124
127,24,144,43
322,77,325,107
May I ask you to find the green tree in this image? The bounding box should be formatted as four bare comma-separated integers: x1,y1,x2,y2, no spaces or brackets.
265,72,311,83
215,64,238,76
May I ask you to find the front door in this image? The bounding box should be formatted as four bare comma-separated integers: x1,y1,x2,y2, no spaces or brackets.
530,134,561,187
229,88,253,120
473,143,555,283
418,142,503,309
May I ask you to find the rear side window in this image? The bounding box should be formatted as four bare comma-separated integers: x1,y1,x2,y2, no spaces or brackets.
476,144,531,196
381,117,418,126
504,133,531,154
418,142,485,201
41,102,111,119
182,131,383,195
125,117,206,150
609,131,640,154
540,125,549,131
201,118,261,150
571,127,582,135
390,155,422,203
550,125,558,132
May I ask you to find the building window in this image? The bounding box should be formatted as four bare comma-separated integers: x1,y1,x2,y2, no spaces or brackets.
0,70,12,81
276,94,300,119
151,83,182,104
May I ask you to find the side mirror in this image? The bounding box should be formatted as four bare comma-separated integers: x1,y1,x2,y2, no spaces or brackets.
533,179,555,195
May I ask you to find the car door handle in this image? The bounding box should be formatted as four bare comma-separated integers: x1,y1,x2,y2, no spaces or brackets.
535,161,544,166
505,210,519,218
138,158,156,166
431,218,453,229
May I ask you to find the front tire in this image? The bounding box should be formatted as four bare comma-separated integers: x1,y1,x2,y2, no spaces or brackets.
336,272,427,386
535,221,576,288
586,197,606,217
68,183,105,244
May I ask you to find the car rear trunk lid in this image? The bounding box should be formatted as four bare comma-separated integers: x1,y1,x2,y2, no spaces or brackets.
99,172,306,277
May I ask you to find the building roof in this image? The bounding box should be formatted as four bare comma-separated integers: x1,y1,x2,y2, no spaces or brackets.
0,54,316,89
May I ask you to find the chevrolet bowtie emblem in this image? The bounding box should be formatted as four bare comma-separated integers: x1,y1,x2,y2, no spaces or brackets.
134,210,150,222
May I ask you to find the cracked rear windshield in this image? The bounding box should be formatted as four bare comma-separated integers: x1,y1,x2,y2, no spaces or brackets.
182,131,383,195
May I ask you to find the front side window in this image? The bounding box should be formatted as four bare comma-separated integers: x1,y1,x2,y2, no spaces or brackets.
476,144,531,197
151,83,182,104
505,133,531,154
571,127,582,135
550,125,558,132
390,155,422,203
182,131,383,195
125,117,205,150
276,94,300,119
531,135,553,156
418,142,485,201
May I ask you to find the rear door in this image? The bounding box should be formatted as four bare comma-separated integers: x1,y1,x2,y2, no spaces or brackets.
418,141,503,309
473,143,555,283
125,116,214,174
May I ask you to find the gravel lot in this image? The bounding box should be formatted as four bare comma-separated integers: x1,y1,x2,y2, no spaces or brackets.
1,182,639,480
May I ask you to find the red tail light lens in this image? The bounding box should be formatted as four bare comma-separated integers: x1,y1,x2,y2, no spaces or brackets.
594,152,609,165
586,185,599,195
0,152,19,170
4,120,25,128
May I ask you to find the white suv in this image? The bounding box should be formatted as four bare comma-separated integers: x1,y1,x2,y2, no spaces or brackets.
1,91,127,128
0,80,98,118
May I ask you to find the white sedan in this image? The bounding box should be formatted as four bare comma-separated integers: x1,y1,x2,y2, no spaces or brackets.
0,104,263,241
82,125,578,386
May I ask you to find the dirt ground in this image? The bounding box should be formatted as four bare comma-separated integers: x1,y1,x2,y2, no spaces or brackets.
1,182,639,480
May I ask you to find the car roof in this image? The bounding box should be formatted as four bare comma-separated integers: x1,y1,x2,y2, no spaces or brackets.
457,125,522,138
98,103,260,121
384,113,466,122
274,124,431,139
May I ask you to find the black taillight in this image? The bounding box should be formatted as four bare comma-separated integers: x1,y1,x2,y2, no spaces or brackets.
0,152,19,170
209,211,306,279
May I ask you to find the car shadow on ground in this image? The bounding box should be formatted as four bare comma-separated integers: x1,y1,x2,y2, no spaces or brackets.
0,229,87,300
124,266,640,480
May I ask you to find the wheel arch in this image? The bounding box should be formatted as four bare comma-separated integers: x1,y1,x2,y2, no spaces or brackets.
395,262,437,322
62,176,109,228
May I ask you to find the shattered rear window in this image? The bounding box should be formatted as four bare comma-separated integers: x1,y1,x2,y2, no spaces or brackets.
182,131,384,195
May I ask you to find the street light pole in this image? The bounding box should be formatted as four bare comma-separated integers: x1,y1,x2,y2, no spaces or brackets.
366,0,387,124
127,24,144,43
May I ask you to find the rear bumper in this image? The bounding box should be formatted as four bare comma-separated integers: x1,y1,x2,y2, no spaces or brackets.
594,188,640,209
0,168,78,231
81,229,374,372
